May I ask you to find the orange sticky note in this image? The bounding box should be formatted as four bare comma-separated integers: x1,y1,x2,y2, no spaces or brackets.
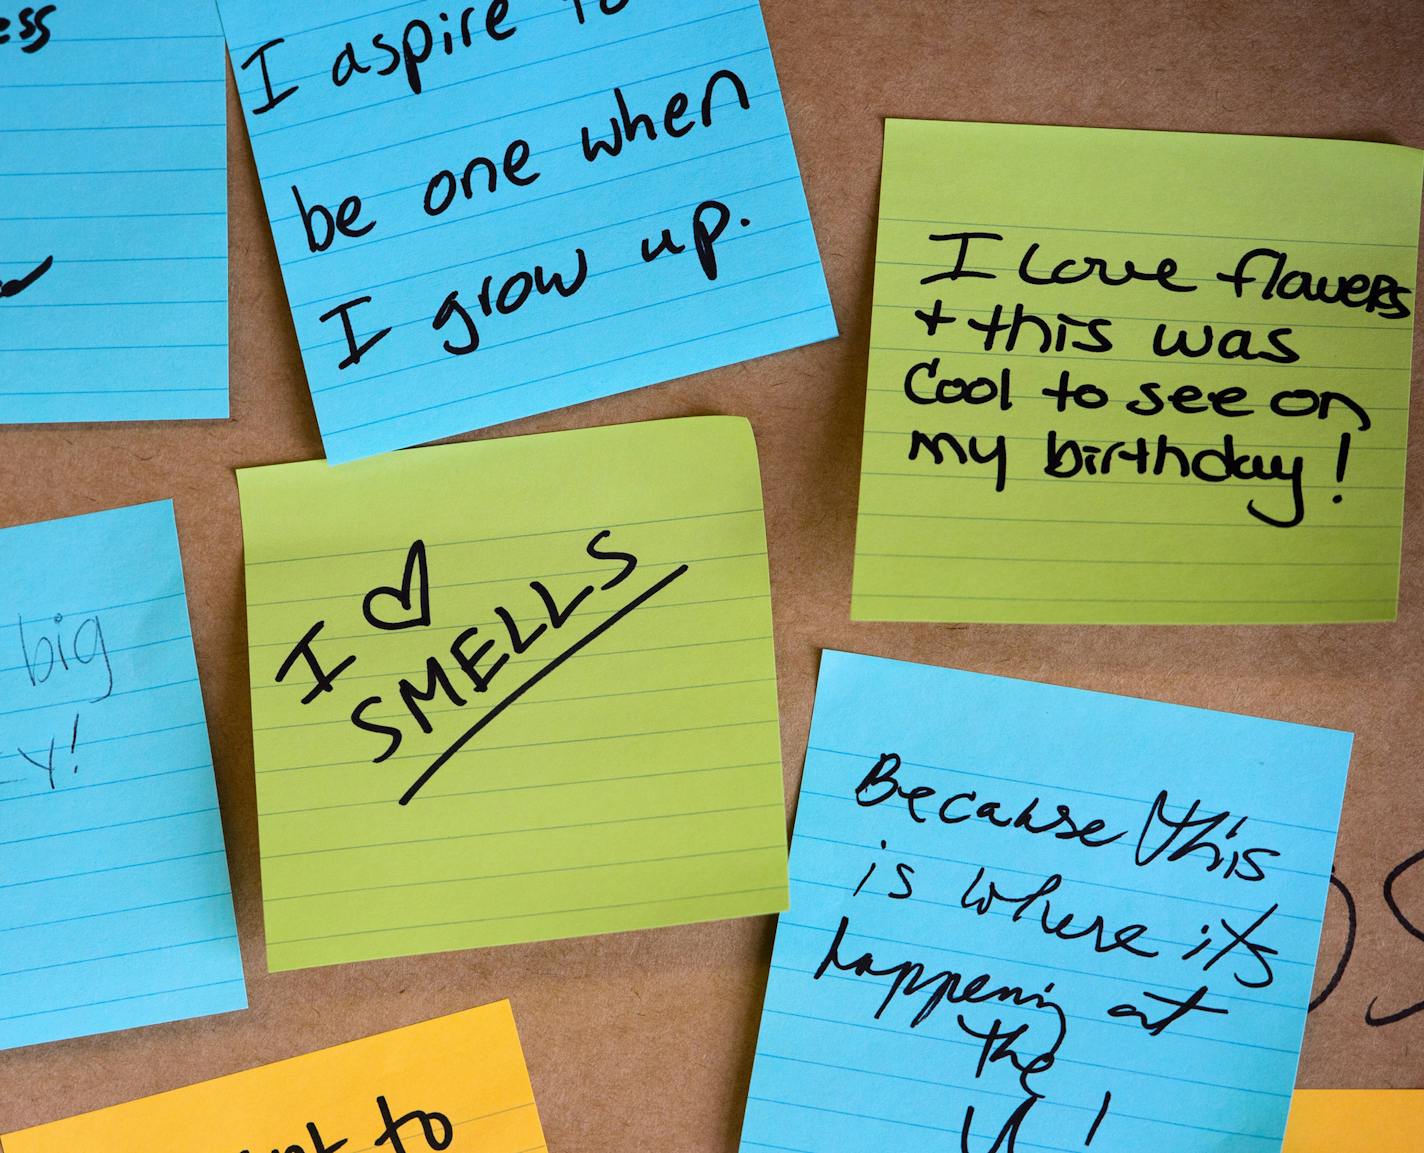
1284,1090,1420,1153
0,1001,546,1153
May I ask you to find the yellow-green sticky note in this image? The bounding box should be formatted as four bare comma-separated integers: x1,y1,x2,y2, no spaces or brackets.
237,416,788,972
853,119,1423,624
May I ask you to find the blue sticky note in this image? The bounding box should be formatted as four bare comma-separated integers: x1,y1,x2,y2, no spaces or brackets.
0,1,228,423
0,501,245,1051
740,651,1352,1153
216,0,836,463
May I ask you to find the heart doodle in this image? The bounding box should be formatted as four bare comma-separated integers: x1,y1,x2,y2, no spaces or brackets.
362,539,431,631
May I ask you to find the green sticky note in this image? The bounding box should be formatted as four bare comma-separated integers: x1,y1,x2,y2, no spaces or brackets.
237,417,788,972
853,119,1424,624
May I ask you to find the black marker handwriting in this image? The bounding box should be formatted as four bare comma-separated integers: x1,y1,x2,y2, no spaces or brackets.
431,249,588,357
1107,984,1229,1036
361,539,431,631
814,913,1115,1151
0,5,55,53
318,295,391,369
581,68,750,163
1179,904,1280,989
1309,857,1424,1028
960,867,1160,959
901,229,1405,530
1,254,53,298
397,557,688,804
329,3,516,97
373,1093,453,1151
814,913,1067,1092
1308,871,1356,1013
1217,248,1412,320
907,428,1008,491
238,38,298,115
276,620,357,704
854,755,1278,891
1045,427,1308,529
641,200,746,282
961,302,1114,355
345,530,642,772
856,752,1125,849
272,529,688,806
235,1095,452,1153
1016,240,1196,294
1135,791,1277,882
1363,849,1424,1027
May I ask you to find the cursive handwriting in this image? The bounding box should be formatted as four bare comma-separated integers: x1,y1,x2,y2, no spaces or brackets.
1,255,53,298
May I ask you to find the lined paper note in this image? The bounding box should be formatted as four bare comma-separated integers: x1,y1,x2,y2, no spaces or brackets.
739,651,1352,1153
238,416,788,972
0,1,228,423
216,0,836,464
1,1000,546,1152
1283,1090,1420,1152
0,501,244,1051
852,120,1423,624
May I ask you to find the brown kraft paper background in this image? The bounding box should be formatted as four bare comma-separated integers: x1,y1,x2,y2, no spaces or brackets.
1,1,1421,1148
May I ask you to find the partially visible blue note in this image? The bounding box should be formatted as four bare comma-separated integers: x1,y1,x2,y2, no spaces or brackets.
217,0,836,463
740,651,1352,1153
0,2,228,424
0,501,245,1051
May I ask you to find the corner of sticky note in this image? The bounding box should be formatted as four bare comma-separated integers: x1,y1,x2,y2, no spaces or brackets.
1283,1089,1421,1153
0,1000,546,1153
